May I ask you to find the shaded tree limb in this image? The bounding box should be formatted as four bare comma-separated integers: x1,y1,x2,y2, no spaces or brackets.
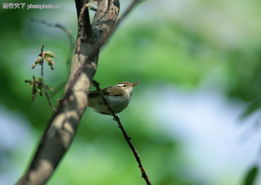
93,80,152,185
16,0,143,184
16,1,119,184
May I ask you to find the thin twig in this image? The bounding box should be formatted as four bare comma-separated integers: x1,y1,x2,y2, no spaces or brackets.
92,80,152,185
38,45,55,111
39,45,44,77
43,89,55,111
31,18,74,51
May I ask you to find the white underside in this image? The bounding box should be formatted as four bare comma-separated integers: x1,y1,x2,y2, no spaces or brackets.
88,94,130,114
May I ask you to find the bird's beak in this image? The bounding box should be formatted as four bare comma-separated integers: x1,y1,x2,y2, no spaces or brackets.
132,82,139,87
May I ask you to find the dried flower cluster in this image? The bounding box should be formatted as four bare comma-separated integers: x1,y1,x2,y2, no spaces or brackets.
32,50,55,70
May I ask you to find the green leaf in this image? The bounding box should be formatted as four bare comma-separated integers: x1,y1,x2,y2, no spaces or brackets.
243,165,259,185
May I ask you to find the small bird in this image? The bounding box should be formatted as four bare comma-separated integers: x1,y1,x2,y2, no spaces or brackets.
88,81,139,115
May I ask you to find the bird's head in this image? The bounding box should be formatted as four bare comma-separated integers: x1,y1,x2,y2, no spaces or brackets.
116,81,139,95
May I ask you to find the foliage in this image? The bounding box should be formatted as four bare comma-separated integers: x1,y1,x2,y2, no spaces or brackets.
0,0,261,184
243,165,259,185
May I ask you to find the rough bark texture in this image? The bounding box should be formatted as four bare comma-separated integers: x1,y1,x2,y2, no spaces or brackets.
16,1,120,184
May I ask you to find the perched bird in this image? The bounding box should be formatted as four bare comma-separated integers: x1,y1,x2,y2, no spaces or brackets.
88,81,138,115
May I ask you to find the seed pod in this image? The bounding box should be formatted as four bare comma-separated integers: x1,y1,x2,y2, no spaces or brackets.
45,51,55,58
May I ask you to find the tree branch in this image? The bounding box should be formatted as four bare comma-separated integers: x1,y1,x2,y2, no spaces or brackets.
16,0,142,184
30,19,74,52
16,1,119,184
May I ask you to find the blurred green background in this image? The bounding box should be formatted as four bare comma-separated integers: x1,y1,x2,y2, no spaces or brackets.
0,0,261,185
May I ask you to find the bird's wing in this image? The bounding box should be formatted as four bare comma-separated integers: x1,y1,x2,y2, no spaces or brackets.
88,86,123,97
103,87,124,96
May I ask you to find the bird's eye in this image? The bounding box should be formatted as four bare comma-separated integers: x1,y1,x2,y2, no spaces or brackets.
118,84,128,87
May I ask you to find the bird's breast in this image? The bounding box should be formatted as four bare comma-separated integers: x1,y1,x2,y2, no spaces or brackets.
106,95,130,112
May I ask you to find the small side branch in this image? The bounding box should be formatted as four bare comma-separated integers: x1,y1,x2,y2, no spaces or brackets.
93,80,152,185
31,19,74,51
38,45,55,111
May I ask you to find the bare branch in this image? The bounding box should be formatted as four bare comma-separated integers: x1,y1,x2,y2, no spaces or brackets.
31,18,74,52
38,45,55,111
93,80,152,185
